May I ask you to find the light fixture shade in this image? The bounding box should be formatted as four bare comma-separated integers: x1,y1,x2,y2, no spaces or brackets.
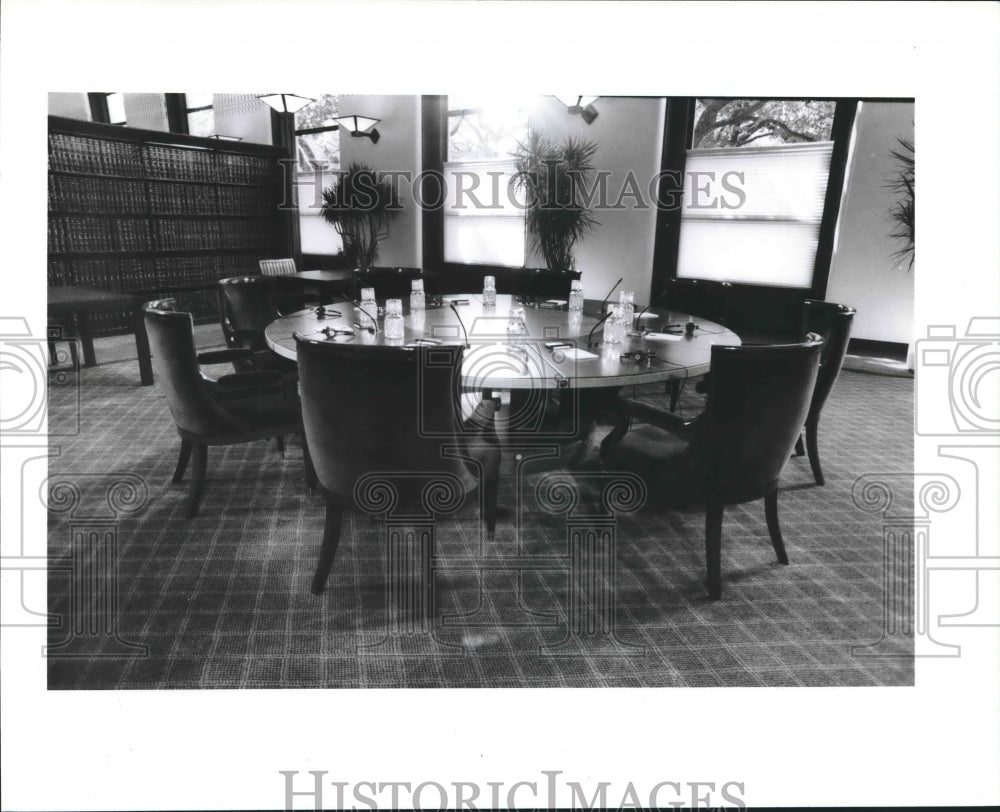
554,95,599,109
333,114,380,134
257,93,316,114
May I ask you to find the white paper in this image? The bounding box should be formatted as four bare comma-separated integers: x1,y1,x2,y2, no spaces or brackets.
643,332,683,342
637,311,659,319
555,347,599,359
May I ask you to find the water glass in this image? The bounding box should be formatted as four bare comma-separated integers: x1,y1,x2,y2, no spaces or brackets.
482,275,497,309
506,306,527,345
619,290,635,334
410,278,425,311
383,298,404,339
603,304,622,346
359,287,377,330
568,279,584,312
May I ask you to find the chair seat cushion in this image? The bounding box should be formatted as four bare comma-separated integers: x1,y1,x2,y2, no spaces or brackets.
603,423,698,505
218,390,301,432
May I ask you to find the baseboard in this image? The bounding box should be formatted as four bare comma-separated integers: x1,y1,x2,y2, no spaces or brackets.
848,338,909,361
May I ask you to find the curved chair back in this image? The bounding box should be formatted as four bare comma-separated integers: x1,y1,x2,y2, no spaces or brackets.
688,339,822,503
801,299,856,421
514,268,582,301
144,301,231,437
663,278,732,323
295,339,477,502
353,267,424,301
218,276,278,351
259,258,297,277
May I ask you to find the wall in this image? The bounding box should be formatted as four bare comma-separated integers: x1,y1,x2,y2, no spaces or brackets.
338,94,421,268
48,93,91,120
826,101,915,343
526,96,665,304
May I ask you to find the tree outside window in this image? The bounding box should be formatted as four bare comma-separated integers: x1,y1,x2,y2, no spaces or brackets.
692,100,835,148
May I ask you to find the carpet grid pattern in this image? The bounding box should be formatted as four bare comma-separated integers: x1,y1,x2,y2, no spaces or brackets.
46,335,914,689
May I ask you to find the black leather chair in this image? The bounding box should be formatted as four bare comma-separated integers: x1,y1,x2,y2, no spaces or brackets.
659,278,732,410
145,300,313,518
513,268,582,303
217,276,303,374
295,338,501,595
793,300,856,485
601,338,823,599
353,266,424,301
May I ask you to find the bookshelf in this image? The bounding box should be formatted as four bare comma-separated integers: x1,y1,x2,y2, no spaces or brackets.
47,116,291,335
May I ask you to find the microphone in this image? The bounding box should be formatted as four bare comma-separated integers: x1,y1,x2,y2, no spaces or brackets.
598,277,623,315
338,293,378,333
586,309,613,348
632,287,673,334
449,302,470,348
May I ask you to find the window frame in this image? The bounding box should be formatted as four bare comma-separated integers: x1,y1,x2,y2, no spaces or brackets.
650,96,859,303
422,95,533,291
292,99,349,267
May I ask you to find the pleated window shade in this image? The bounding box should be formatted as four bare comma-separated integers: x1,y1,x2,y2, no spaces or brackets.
676,142,833,288
295,171,343,255
443,159,526,267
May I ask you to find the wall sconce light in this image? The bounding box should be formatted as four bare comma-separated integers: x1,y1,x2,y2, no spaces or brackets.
207,134,244,141
333,114,381,144
554,95,599,125
257,94,316,114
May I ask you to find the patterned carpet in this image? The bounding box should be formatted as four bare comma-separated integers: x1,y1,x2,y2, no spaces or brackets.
47,331,915,689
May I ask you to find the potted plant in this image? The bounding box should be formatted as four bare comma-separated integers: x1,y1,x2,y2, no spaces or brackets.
320,162,400,270
511,130,599,271
887,136,914,271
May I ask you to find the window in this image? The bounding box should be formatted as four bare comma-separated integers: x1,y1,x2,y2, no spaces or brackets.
105,93,127,125
293,94,341,255
443,96,530,267
676,99,837,288
184,93,214,137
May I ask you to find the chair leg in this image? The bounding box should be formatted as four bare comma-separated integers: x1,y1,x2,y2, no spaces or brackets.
794,434,805,457
311,497,344,595
483,473,499,536
672,378,683,412
705,501,724,600
275,435,285,458
805,420,824,486
301,435,317,496
172,439,193,483
185,443,208,518
764,489,789,565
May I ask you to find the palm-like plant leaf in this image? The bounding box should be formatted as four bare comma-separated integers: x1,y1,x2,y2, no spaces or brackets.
886,137,914,270
320,163,400,269
512,130,600,271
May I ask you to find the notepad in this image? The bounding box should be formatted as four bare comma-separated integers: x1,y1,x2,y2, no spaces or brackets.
555,347,599,359
643,332,683,342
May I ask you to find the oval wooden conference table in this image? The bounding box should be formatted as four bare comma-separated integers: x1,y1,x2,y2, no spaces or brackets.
265,293,741,393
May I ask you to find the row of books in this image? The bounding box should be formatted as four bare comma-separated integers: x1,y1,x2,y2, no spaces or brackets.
49,254,267,292
49,176,277,217
49,133,272,186
49,134,145,178
48,216,280,254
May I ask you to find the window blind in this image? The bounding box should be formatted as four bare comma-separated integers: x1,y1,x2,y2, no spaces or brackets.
296,171,343,255
676,142,833,288
443,158,525,267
